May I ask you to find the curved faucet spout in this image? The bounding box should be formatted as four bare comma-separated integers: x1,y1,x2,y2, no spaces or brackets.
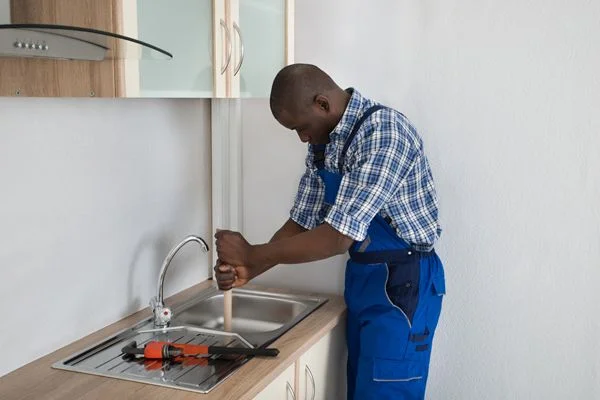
151,235,209,327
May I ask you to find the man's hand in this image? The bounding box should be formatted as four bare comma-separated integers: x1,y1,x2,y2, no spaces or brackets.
215,230,256,267
213,259,255,290
214,230,266,290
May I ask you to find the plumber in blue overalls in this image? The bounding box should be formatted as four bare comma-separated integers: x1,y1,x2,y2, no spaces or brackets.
214,64,446,400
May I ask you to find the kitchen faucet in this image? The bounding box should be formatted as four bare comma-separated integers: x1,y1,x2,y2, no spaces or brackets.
150,235,209,327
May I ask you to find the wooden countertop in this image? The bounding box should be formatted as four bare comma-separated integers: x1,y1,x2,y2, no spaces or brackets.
0,280,346,400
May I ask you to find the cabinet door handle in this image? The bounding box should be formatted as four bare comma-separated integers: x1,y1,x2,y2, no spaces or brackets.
220,19,233,74
233,22,245,76
286,382,296,400
305,365,315,400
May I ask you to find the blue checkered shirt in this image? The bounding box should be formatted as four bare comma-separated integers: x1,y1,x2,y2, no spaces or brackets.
290,89,442,251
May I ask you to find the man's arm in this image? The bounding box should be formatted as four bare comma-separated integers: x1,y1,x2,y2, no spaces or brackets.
269,218,307,243
215,223,353,276
255,223,353,268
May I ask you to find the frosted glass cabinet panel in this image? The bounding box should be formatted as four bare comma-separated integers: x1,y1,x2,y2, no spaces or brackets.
136,0,214,97
0,0,10,25
120,0,216,98
237,0,287,98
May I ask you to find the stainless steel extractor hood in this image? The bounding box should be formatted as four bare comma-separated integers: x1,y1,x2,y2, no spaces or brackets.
0,24,172,61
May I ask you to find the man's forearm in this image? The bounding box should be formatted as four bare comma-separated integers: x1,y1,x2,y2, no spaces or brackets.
269,218,307,243
253,223,353,270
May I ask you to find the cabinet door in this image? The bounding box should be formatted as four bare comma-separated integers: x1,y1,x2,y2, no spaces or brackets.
121,0,220,98
298,322,347,400
229,0,292,98
254,362,296,400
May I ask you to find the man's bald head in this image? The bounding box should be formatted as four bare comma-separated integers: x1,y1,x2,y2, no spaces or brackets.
269,64,341,118
269,64,351,146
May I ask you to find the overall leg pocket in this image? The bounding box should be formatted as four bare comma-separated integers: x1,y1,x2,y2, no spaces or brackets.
385,257,421,325
404,255,446,362
355,356,427,400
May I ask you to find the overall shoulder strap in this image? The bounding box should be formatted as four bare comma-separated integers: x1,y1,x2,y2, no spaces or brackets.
338,105,386,171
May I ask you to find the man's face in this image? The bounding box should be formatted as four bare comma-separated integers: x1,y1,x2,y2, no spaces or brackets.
275,101,336,145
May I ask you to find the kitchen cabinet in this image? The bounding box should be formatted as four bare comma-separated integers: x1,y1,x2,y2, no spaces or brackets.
253,321,347,400
297,322,347,400
0,0,293,98
254,362,296,400
121,0,294,98
215,0,294,98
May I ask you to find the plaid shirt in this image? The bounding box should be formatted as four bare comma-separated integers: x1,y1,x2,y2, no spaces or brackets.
290,89,441,250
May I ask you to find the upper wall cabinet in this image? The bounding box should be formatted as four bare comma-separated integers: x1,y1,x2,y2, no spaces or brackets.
0,0,294,98
127,0,293,98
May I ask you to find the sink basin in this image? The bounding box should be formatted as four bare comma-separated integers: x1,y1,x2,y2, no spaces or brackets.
174,290,308,334
170,287,323,348
52,285,327,394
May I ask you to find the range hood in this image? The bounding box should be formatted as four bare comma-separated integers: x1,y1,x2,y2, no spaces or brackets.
0,24,172,61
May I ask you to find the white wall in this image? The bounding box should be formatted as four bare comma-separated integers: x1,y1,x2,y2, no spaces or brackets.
411,1,600,399
242,0,600,399
0,98,213,377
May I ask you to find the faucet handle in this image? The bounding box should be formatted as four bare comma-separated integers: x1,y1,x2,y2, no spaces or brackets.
150,296,172,327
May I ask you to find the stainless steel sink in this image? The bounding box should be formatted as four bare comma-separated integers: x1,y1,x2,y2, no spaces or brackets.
53,285,327,394
172,287,315,347
175,291,306,332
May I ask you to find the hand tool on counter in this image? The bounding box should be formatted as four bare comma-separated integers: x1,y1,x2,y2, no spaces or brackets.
121,340,279,360
141,356,210,371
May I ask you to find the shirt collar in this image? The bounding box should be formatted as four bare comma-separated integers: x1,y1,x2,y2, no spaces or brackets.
328,88,366,141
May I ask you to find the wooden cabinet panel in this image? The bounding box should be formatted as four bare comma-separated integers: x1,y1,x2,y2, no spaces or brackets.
0,0,118,97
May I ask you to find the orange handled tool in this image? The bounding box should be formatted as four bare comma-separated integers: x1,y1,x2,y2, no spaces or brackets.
122,340,279,359
142,356,210,371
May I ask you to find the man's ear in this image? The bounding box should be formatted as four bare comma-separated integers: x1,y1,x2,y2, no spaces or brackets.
314,94,330,112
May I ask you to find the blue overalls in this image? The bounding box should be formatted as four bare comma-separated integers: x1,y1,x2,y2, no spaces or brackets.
312,106,446,400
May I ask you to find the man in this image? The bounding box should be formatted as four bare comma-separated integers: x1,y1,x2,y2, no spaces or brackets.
214,64,446,400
